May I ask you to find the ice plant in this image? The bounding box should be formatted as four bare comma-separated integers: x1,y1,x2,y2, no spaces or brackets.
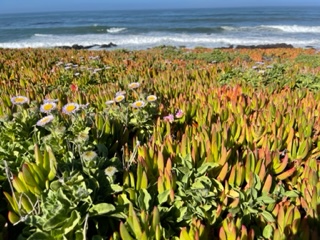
175,109,184,118
10,96,29,105
114,94,125,103
40,102,57,114
163,114,174,123
81,151,98,161
36,115,54,127
62,103,80,115
104,166,118,178
146,95,157,102
70,83,78,92
131,100,145,108
128,82,140,89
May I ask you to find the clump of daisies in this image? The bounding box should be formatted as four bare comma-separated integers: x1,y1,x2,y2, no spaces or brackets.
34,97,93,156
103,81,160,142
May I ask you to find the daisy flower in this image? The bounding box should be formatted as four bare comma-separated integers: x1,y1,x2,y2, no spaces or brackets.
43,98,59,103
104,166,118,178
131,100,145,108
114,94,125,103
81,151,98,161
128,82,140,89
54,125,66,135
115,90,126,96
10,96,29,105
146,95,157,102
36,115,54,127
40,102,57,113
62,103,80,115
75,131,89,143
79,103,89,109
105,100,115,105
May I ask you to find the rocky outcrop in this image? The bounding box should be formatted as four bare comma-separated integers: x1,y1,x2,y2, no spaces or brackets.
235,43,294,49
56,42,117,50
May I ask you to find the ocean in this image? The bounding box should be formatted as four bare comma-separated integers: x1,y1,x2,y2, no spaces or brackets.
1,6,320,50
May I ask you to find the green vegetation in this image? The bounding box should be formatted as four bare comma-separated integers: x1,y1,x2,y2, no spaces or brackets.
0,47,319,239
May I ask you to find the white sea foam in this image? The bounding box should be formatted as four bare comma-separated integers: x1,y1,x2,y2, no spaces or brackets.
1,32,320,50
106,27,126,33
263,25,320,33
34,34,54,37
221,25,320,33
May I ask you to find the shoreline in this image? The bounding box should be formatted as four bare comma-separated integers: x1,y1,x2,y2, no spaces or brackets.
1,43,318,51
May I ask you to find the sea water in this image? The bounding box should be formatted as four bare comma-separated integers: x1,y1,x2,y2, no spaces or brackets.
1,6,320,50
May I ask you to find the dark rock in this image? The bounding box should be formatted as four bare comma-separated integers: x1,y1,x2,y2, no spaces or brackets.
217,45,234,49
57,45,72,49
305,45,315,49
235,43,294,49
55,42,117,50
84,44,99,49
100,42,117,48
71,44,84,50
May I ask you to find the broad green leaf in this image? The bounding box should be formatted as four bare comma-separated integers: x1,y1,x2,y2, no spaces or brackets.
43,210,66,231
137,189,151,211
27,231,54,240
176,206,188,222
62,210,81,235
283,190,300,198
256,195,276,204
110,184,123,193
262,224,273,239
196,162,219,175
89,203,116,216
158,190,170,205
261,210,275,222
191,181,205,189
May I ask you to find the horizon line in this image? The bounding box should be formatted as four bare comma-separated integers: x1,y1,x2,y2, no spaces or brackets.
1,5,320,15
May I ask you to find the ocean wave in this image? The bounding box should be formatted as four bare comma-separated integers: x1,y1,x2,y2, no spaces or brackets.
262,25,320,33
1,33,319,49
106,27,126,33
221,25,320,33
34,33,54,37
30,21,63,26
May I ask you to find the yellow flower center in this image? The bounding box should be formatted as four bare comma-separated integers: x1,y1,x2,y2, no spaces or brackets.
65,105,76,112
115,95,125,102
43,103,54,111
40,116,50,122
147,95,156,101
128,82,140,89
134,101,144,107
15,97,25,103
